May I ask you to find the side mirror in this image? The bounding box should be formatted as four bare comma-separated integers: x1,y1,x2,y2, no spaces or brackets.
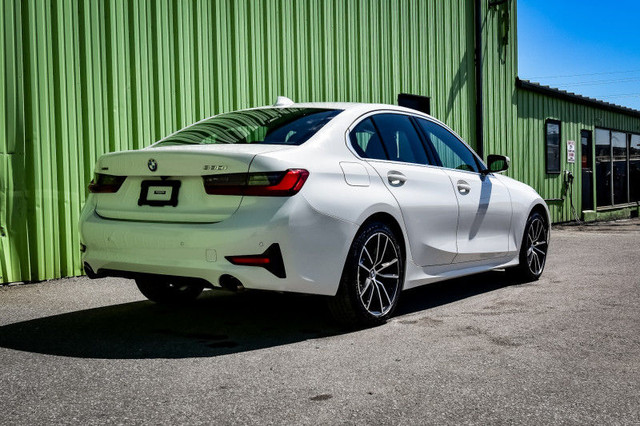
482,154,510,174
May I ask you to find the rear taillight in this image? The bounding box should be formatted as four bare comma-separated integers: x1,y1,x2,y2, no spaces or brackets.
88,173,126,193
203,169,309,196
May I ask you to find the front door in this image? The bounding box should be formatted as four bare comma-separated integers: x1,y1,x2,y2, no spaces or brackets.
444,170,512,262
414,117,512,263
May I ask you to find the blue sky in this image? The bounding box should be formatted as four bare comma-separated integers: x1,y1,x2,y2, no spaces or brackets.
518,0,640,110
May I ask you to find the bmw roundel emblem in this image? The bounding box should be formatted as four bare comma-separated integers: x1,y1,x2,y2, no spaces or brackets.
148,159,158,172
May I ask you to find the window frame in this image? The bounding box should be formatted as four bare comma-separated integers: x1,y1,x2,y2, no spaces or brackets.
345,110,485,173
594,126,639,208
545,119,562,174
346,111,436,166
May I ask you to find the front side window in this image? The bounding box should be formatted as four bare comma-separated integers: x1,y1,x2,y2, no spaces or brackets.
546,119,561,174
416,118,479,172
155,108,342,147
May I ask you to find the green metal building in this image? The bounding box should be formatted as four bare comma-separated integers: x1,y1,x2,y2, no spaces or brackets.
1,0,639,284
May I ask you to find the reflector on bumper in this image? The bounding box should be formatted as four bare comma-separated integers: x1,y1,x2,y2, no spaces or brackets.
225,243,286,278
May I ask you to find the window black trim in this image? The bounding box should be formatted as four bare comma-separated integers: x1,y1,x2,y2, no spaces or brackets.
545,119,562,174
368,117,391,161
412,117,443,167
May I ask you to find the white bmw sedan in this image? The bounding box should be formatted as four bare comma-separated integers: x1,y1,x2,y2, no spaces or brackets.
79,99,550,326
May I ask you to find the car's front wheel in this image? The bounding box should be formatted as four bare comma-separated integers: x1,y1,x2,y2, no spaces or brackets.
135,276,204,304
329,222,404,327
509,211,549,282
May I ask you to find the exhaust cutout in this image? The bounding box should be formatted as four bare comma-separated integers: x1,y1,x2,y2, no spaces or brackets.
219,275,245,292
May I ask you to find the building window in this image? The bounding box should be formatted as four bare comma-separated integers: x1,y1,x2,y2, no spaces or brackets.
595,127,639,207
612,131,628,204
595,129,612,207
545,119,561,174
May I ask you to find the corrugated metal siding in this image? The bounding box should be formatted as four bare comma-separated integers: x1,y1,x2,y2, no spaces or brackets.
512,88,640,223
1,0,476,283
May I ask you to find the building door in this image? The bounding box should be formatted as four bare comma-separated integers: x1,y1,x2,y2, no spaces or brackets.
581,130,593,211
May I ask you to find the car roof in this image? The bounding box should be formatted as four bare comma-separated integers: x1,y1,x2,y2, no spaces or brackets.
277,101,425,115
246,101,447,127
282,101,456,133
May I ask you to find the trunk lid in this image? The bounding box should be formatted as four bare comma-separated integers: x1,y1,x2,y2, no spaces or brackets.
94,145,289,223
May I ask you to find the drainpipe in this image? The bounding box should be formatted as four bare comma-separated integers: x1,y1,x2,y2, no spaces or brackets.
474,0,484,159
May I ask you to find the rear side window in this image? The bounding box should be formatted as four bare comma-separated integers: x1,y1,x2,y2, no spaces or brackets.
154,108,342,147
370,114,429,165
349,118,388,161
416,118,479,172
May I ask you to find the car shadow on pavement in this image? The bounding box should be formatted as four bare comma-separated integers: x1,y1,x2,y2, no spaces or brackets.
0,271,518,359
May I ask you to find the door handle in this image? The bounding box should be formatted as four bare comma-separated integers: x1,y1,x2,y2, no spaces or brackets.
457,180,471,194
387,171,407,186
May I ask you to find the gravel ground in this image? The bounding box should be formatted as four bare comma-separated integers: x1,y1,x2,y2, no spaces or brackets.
1,219,639,425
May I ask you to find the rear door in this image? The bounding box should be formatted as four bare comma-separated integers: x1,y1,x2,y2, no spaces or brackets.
415,118,512,263
349,113,459,266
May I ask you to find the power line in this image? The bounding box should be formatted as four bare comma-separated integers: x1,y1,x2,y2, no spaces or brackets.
524,69,640,80
595,93,640,99
559,77,640,87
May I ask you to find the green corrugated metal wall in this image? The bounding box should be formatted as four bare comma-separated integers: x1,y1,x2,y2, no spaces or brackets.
2,0,639,284
1,0,477,283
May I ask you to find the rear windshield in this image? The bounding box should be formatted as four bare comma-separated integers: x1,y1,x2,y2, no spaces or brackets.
154,108,342,147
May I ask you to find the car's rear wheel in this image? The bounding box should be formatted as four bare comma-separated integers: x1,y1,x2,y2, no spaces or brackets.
329,222,404,327
509,211,549,282
135,276,204,304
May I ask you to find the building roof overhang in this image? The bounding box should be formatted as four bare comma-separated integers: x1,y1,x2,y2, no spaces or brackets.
516,78,640,120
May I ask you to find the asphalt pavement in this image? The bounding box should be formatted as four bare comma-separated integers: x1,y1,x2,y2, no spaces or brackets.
1,219,639,425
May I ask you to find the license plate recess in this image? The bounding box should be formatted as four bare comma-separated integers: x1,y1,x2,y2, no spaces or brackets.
138,180,181,207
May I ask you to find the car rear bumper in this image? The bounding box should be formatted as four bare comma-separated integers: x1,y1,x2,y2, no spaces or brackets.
79,195,357,296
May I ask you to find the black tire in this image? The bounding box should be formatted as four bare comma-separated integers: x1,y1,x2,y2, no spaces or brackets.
328,222,404,327
508,211,549,282
135,276,204,304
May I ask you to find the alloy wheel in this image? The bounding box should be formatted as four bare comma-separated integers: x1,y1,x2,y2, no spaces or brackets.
356,232,401,317
526,217,548,276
